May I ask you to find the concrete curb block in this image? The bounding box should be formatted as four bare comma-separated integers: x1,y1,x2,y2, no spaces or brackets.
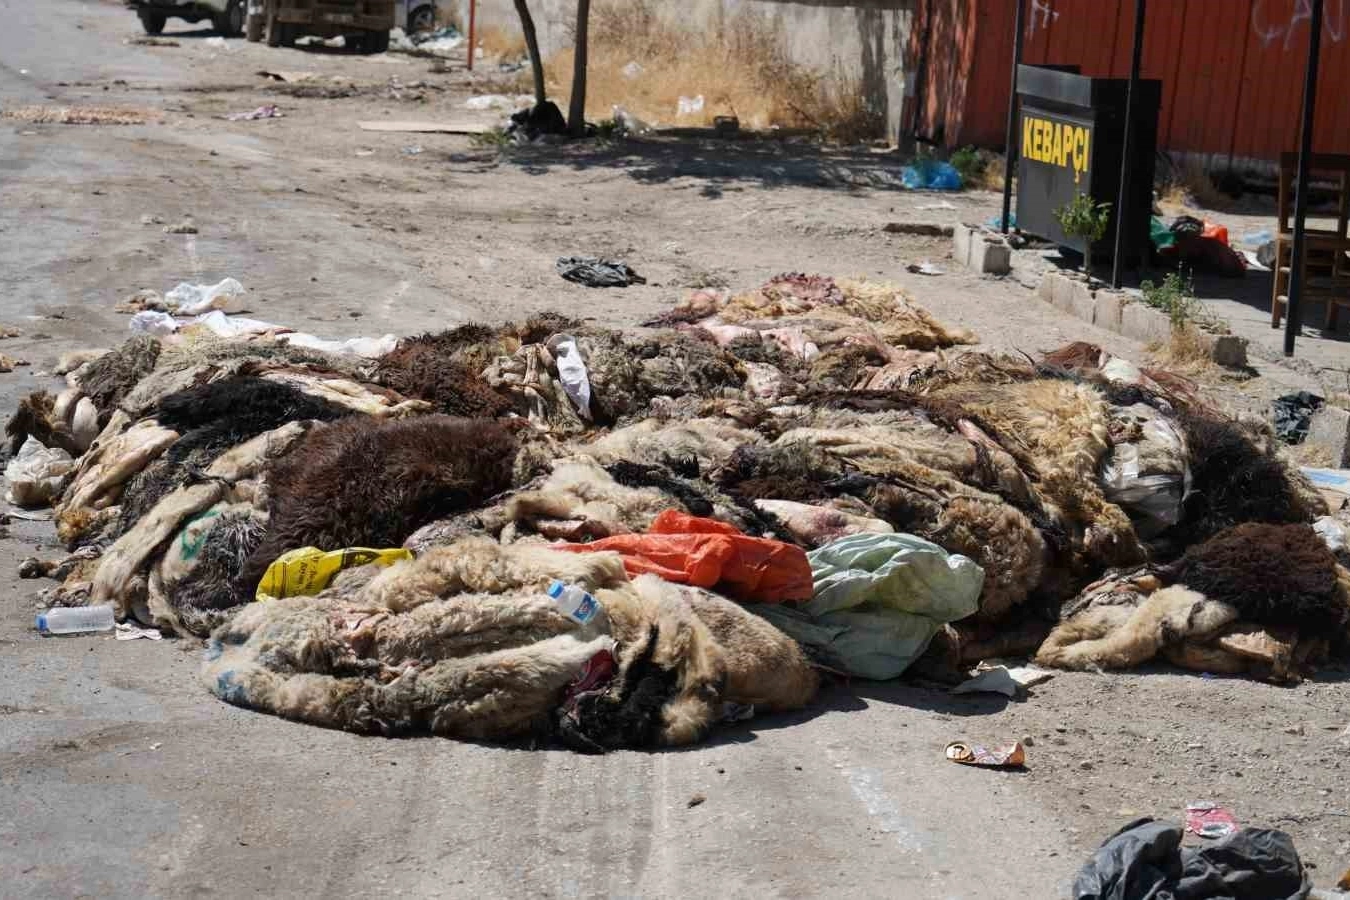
952,224,1012,276
1036,271,1248,368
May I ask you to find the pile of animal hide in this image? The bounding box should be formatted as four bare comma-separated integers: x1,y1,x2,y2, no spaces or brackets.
6,274,1339,750
206,539,818,749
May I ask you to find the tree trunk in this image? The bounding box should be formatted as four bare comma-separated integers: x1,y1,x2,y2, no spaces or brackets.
567,0,590,136
512,0,546,107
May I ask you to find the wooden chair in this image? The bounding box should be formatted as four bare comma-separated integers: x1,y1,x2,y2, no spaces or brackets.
1270,152,1350,330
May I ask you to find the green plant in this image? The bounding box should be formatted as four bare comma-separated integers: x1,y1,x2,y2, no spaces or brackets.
1054,192,1112,272
470,126,512,150
1140,271,1203,329
949,145,985,183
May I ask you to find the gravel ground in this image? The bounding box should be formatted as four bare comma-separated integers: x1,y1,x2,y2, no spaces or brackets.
1,2,1347,897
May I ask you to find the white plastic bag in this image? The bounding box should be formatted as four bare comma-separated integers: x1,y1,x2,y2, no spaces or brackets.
1101,405,1190,537
551,335,592,420
280,332,398,358
128,310,179,335
677,95,705,117
5,437,76,507
165,277,245,315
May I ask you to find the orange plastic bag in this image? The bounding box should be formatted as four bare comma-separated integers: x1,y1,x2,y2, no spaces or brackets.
557,510,813,603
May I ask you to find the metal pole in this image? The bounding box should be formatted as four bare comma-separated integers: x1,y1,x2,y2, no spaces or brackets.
1000,0,1026,234
467,0,477,71
1111,0,1147,289
1285,0,1325,356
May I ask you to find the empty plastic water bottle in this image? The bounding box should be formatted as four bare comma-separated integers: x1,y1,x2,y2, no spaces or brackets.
547,581,601,625
36,604,115,635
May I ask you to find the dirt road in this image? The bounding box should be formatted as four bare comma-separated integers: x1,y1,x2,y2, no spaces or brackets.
1,2,1346,897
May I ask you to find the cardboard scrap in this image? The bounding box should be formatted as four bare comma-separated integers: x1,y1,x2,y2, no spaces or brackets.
358,120,491,135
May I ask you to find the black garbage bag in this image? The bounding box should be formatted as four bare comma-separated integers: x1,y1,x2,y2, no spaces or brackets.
1072,818,1311,900
1272,391,1324,444
556,256,646,288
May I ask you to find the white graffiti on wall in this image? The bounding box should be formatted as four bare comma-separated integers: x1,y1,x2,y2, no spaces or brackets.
1252,0,1346,51
1027,0,1060,37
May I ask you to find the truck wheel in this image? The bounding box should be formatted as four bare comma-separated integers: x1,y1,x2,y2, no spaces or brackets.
245,9,263,41
363,29,390,53
138,10,167,34
215,0,244,36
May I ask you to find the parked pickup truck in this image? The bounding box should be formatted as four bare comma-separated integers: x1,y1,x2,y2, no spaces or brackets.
126,0,245,36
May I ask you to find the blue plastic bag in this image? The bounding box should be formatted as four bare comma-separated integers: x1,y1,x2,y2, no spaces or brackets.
902,160,963,191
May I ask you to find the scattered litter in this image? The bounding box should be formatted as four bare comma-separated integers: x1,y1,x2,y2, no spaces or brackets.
0,106,150,125
128,36,180,47
1273,391,1325,444
465,94,532,111
391,25,463,55
622,60,644,79
7,507,52,522
295,35,344,48
556,256,646,288
1074,820,1311,900
0,354,30,373
115,621,163,641
149,742,163,750
611,105,652,136
986,212,1017,229
355,148,375,157
278,331,398,358
901,160,962,191
550,335,593,419
953,663,1054,697
506,101,568,142
204,36,229,50
140,214,164,226
128,310,179,336
256,546,412,601
162,221,198,235
557,510,813,602
1185,801,1240,839
747,533,982,680
1303,468,1350,509
1241,249,1271,271
677,95,705,117
36,604,114,635
918,201,958,211
165,277,245,316
5,437,75,507
945,740,1026,768
257,70,317,83
1242,228,1273,246
687,793,707,808
906,261,944,276
547,581,603,625
401,145,424,155
358,120,490,134
224,105,282,122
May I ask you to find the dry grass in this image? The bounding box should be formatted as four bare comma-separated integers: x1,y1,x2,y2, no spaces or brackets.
475,23,528,64
540,0,883,141
1,106,152,125
1287,441,1335,468
1159,157,1230,212
1149,324,1219,374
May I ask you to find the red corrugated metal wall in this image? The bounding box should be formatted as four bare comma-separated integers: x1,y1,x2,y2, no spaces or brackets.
909,0,1350,165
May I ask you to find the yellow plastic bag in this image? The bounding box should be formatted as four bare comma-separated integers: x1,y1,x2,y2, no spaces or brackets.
255,546,412,601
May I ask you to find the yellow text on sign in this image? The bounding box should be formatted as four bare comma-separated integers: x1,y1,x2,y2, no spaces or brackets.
1022,116,1091,185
